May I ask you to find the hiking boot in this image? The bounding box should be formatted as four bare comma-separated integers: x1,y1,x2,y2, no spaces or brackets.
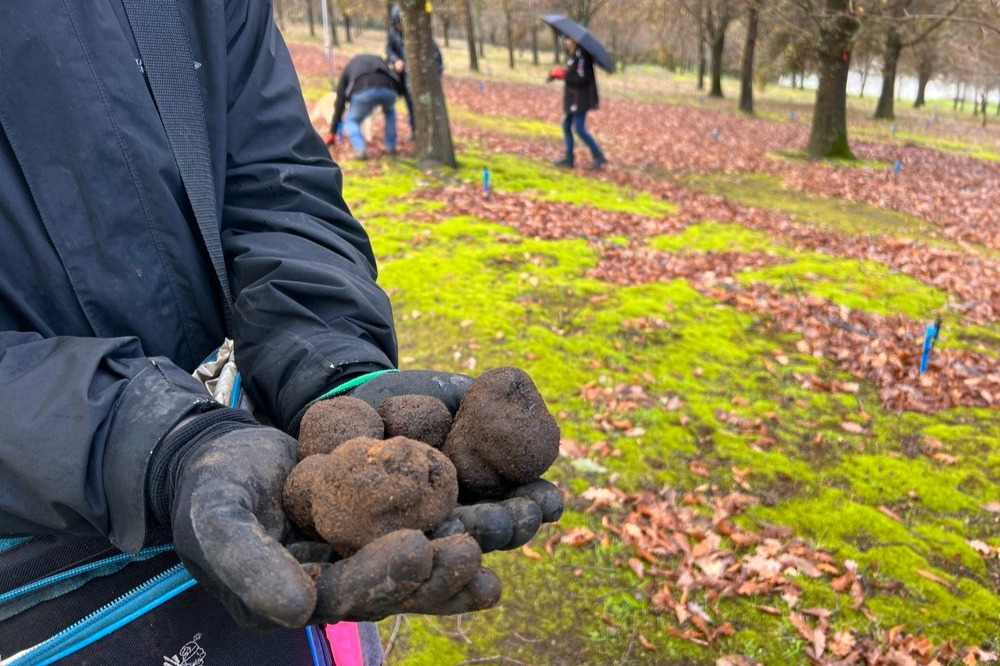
552,155,574,169
588,153,607,170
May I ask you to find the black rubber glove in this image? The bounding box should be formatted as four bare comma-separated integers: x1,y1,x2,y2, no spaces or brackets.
148,410,499,631
347,370,564,552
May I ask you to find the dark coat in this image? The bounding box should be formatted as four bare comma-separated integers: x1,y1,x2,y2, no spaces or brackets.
563,47,600,115
0,0,397,553
386,23,444,77
331,54,402,129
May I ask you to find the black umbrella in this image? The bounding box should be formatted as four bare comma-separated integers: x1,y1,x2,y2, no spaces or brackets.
541,14,615,74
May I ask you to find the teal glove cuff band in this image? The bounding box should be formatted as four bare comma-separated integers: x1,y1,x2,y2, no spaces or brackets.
311,368,399,404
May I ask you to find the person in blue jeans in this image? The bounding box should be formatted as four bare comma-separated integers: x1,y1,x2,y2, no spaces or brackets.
326,54,402,160
546,36,607,170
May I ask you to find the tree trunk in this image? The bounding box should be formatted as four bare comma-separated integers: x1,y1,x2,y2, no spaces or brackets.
914,67,932,108
709,31,725,98
306,0,315,37
696,15,706,90
807,0,859,159
873,31,902,120
464,0,479,72
401,0,456,168
531,24,539,65
442,17,450,47
858,60,870,98
326,0,339,46
553,27,561,64
738,0,760,114
504,1,515,69
344,15,352,43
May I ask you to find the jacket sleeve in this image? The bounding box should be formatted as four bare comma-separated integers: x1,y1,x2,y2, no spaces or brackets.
331,62,350,131
221,1,398,433
0,332,216,552
564,52,592,88
386,30,405,65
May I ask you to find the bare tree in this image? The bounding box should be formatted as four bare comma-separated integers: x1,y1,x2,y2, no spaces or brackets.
504,0,516,68
400,0,457,168
682,0,736,97
739,0,763,113
464,0,479,71
871,0,965,120
558,0,611,27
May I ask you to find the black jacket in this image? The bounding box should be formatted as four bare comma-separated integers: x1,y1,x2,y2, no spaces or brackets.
387,24,444,77
563,47,600,115
331,54,402,130
0,0,397,553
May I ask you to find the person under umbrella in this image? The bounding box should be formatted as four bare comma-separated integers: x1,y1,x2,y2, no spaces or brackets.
543,16,612,170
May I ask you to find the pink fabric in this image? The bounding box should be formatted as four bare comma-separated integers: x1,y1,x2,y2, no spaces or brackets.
325,621,364,666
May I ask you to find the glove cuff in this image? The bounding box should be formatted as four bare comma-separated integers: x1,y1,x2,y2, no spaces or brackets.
146,407,261,525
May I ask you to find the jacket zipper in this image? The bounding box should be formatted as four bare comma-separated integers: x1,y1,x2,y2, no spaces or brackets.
0,544,175,606
8,563,195,666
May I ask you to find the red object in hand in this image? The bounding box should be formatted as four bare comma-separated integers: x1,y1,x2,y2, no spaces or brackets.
547,66,565,81
323,132,336,147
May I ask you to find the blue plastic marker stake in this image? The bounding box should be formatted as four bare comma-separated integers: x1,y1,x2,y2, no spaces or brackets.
483,167,491,197
920,317,941,374
479,80,485,93
891,122,898,137
790,111,798,122
712,127,721,141
894,159,902,178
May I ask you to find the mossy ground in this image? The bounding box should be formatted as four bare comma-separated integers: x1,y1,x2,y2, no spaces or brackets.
281,28,997,664
335,145,1000,664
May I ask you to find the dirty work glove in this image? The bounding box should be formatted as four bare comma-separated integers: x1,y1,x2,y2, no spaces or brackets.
147,409,499,631
346,370,564,553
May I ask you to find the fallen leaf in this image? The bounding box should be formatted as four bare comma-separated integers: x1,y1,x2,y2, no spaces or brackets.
915,568,952,588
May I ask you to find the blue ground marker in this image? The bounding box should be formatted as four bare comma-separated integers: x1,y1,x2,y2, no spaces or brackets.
920,317,942,374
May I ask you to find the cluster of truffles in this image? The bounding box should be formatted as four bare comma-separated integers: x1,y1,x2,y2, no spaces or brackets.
282,367,560,557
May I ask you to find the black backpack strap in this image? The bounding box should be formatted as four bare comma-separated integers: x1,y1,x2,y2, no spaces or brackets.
120,0,234,332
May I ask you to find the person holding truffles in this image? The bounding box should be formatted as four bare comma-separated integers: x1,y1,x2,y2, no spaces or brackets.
0,2,562,665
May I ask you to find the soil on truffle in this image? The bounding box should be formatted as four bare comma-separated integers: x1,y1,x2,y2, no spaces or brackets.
378,395,453,449
442,367,560,498
308,436,459,556
282,454,329,538
297,396,384,460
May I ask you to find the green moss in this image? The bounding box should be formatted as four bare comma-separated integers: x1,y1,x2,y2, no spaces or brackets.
769,149,887,170
450,107,562,138
853,126,1000,162
320,133,1000,664
455,148,677,217
684,172,953,249
649,222,781,254
738,254,948,320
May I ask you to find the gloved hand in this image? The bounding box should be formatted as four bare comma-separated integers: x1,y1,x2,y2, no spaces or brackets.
347,370,564,553
147,410,499,631
546,65,566,82
322,132,336,147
